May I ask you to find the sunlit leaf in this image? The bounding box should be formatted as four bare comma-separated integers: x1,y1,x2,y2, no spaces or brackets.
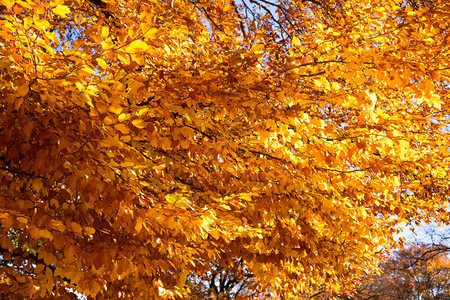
52,5,70,18
131,119,145,129
108,103,123,115
126,40,150,53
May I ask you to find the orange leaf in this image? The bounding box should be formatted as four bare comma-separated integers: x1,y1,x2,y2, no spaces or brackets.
108,103,123,114
132,119,145,129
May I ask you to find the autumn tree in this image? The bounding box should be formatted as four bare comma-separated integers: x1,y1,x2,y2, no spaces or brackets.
1,0,450,298
306,243,450,300
348,243,450,300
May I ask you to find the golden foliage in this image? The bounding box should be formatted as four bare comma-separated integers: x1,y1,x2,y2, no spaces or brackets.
0,0,449,298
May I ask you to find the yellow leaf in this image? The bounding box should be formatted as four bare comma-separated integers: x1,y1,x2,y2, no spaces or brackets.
75,82,84,91
118,52,130,65
85,85,98,96
132,119,145,129
367,91,377,104
126,40,149,53
430,94,442,109
143,27,158,39
292,36,301,46
251,44,264,53
101,26,109,39
223,5,234,13
101,40,114,50
331,82,340,91
218,204,231,211
239,194,252,201
96,58,108,69
16,0,32,9
314,77,330,90
108,103,123,114
52,5,70,18
118,113,130,122
138,108,149,115
84,96,94,108
399,139,409,149
164,44,171,55
34,19,50,31
81,67,98,76
3,0,15,8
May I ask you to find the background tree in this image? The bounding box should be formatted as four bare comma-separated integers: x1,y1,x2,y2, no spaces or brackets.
1,0,450,298
312,228,450,299
348,243,450,300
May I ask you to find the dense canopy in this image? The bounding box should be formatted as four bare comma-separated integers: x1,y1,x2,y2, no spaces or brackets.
1,0,450,298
